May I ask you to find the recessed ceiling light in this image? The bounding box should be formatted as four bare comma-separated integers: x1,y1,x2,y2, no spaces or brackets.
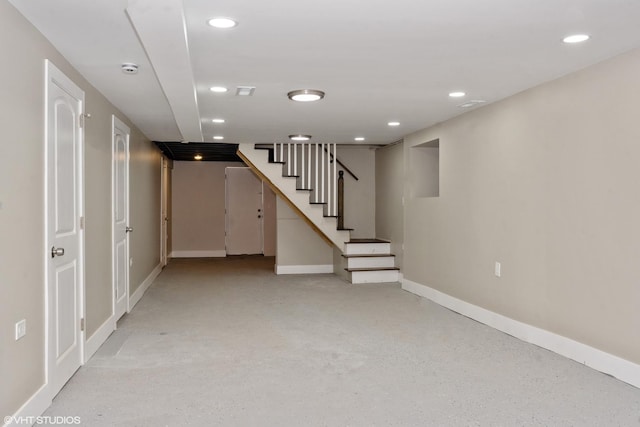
289,134,311,141
213,136,224,140
287,89,325,102
563,34,590,44
212,118,225,124
194,154,203,160
354,137,365,141
210,86,228,93
449,91,466,98
207,17,237,29
388,121,400,127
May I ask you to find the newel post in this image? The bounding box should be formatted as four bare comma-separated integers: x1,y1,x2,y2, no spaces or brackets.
337,170,344,229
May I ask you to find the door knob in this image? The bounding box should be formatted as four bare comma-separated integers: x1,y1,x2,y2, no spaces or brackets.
51,247,65,258
126,226,134,233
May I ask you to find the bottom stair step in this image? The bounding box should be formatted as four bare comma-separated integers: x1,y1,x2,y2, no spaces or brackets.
346,267,400,284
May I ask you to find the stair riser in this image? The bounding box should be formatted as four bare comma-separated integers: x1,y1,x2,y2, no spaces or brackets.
346,257,395,269
344,243,391,255
349,269,399,284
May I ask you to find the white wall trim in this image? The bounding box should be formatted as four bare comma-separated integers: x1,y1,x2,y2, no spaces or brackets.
402,278,640,389
5,384,51,426
275,264,334,275
128,263,163,312
171,250,227,258
83,316,117,363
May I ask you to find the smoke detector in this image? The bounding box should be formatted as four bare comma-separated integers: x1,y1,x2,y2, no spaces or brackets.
121,63,139,74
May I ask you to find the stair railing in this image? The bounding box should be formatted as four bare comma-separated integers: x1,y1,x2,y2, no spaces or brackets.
274,143,345,217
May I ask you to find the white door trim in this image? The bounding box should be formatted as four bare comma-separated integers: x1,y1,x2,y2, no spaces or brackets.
44,59,85,399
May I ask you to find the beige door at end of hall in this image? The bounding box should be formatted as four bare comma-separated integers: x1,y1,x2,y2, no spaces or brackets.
225,167,264,255
46,60,84,397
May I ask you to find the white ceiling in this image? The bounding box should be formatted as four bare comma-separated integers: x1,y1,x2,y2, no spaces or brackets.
9,0,640,144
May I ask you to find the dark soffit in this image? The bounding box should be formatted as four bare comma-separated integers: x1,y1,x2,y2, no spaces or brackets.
154,142,243,162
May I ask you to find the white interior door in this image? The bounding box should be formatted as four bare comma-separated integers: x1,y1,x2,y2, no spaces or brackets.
226,167,263,255
46,60,84,396
112,116,130,320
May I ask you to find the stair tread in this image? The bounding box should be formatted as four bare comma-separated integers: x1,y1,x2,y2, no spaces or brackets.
296,188,312,191
324,215,338,218
270,161,286,164
309,202,326,205
347,238,390,244
342,253,395,258
345,267,400,272
337,228,354,231
283,175,300,178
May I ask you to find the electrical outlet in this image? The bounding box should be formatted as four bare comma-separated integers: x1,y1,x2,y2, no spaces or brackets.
494,262,501,278
15,319,26,340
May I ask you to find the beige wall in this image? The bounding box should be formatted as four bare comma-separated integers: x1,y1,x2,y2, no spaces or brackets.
171,161,242,255
263,185,277,257
129,135,162,291
276,197,333,267
375,142,405,268
0,1,161,417
399,48,640,364
171,162,276,257
338,147,376,238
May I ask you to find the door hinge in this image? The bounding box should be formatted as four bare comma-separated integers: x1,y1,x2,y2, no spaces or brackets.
80,318,85,331
79,216,85,229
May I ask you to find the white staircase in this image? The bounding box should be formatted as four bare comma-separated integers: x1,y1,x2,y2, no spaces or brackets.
237,143,399,284
342,239,400,284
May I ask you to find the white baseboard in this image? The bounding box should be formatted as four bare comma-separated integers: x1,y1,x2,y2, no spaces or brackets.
402,278,640,389
171,250,226,258
128,263,163,312
275,264,334,275
83,315,116,363
5,383,51,427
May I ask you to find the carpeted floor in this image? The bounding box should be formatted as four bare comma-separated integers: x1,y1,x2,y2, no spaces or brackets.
44,256,640,426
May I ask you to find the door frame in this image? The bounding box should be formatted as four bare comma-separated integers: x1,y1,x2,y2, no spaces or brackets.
112,115,130,319
44,59,85,397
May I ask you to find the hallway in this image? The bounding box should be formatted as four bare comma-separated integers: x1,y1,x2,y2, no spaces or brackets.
44,258,639,426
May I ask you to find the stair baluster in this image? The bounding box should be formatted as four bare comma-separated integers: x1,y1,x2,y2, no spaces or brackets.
338,170,344,229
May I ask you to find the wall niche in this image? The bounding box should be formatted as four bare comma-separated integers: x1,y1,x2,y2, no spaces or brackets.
410,138,439,198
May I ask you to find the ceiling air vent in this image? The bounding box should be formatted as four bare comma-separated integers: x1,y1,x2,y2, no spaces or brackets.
236,86,256,96
458,100,486,108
